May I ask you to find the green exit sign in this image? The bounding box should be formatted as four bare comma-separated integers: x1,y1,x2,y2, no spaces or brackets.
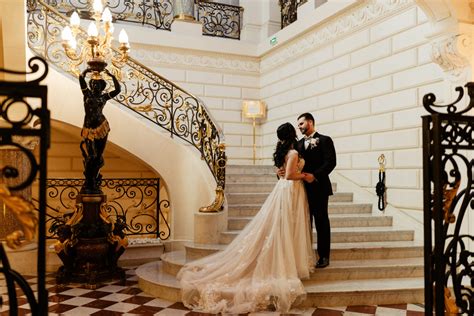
270,36,277,45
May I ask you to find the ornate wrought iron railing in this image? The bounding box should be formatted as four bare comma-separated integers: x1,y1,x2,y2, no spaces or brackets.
197,1,242,40
42,0,242,39
38,178,170,239
0,56,50,315
44,0,174,30
280,0,298,29
27,0,226,212
422,82,473,315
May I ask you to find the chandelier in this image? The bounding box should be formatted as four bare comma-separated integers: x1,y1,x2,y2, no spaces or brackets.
60,0,130,78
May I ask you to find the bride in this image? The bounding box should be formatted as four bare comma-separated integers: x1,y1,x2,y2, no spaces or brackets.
177,122,315,314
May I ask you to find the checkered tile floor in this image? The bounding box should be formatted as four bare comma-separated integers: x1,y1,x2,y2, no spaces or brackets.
0,266,426,315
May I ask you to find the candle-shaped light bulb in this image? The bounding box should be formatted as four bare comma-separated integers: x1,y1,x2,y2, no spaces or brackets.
87,22,98,37
102,8,112,23
119,29,129,44
93,0,103,14
69,37,77,50
70,11,80,27
61,26,73,41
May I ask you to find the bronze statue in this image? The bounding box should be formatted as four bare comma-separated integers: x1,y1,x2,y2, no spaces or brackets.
79,68,121,194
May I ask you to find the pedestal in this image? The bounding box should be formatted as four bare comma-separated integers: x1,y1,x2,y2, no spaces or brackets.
55,194,126,287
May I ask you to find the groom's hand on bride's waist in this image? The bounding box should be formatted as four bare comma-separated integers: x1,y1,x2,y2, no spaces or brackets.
303,173,315,183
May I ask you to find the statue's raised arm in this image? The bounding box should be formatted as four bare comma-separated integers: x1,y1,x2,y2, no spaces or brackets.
103,69,121,100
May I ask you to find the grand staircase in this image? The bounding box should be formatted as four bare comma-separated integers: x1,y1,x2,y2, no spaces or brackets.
136,165,425,307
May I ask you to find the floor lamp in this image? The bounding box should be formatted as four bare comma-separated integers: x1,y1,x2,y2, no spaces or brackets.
242,100,266,165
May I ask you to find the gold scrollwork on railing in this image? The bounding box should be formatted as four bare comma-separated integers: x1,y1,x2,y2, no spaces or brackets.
27,0,227,212
0,184,38,249
442,179,460,224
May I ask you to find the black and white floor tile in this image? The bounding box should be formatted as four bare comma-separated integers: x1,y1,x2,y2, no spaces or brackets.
0,267,426,315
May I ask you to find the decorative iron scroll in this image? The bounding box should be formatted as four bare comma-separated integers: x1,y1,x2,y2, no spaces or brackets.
43,0,242,39
0,56,50,315
38,178,170,240
279,0,298,29
197,1,241,40
27,0,227,205
44,0,173,30
422,82,473,315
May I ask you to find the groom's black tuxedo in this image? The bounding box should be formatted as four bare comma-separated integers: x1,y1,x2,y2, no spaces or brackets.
297,132,336,260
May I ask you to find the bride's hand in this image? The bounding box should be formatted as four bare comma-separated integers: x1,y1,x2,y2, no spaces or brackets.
276,167,285,178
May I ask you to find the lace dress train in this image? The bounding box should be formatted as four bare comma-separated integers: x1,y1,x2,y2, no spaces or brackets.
177,168,315,314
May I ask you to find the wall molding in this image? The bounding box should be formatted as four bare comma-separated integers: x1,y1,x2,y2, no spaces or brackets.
260,0,415,72
131,45,260,74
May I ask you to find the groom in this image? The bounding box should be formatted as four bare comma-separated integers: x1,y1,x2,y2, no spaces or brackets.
296,113,336,268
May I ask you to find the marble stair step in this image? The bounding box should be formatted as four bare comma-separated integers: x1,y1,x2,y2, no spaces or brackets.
161,251,186,276
302,277,424,307
225,182,337,193
227,192,353,204
228,214,392,230
184,240,423,261
220,227,414,244
330,241,424,260
305,257,424,282
161,251,423,280
184,242,226,261
228,202,372,216
226,174,278,183
136,262,424,306
226,165,275,175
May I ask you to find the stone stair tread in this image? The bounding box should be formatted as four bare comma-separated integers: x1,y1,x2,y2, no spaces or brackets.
137,262,424,293
322,257,423,268
228,201,369,207
137,261,180,288
332,240,423,249
223,226,413,234
184,242,227,251
183,240,422,253
228,214,388,220
227,192,350,196
162,251,423,268
304,277,424,292
161,250,186,263
329,213,388,218
160,251,424,278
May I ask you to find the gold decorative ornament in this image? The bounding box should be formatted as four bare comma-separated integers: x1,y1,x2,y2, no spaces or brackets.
444,287,460,314
0,184,38,249
199,186,225,213
442,179,460,224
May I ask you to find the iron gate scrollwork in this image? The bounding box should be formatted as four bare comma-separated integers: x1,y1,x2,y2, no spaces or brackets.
197,1,241,40
41,178,170,240
422,82,474,315
0,57,50,315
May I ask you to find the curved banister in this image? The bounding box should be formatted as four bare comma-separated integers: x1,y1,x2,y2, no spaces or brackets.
43,0,242,40
27,0,227,212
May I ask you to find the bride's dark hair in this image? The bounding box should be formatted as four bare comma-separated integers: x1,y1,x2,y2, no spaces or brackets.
273,122,297,168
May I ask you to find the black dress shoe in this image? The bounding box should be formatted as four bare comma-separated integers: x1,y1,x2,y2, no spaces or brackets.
316,257,329,268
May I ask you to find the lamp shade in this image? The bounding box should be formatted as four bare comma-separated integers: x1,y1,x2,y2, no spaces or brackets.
242,100,266,119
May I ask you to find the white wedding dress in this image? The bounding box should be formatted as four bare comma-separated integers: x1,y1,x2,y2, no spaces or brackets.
177,152,315,314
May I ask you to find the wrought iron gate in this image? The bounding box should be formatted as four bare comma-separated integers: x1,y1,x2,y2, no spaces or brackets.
422,82,473,315
0,57,50,315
